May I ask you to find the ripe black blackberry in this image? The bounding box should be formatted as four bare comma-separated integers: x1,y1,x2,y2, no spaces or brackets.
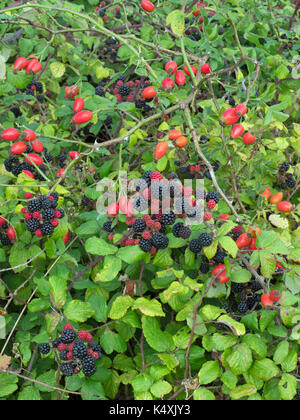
119,84,130,97
151,182,168,200
40,343,51,355
133,219,146,233
26,219,41,233
11,106,22,117
82,355,97,377
214,251,226,264
151,233,169,249
81,196,90,207
11,164,22,176
37,166,48,181
2,222,8,230
44,153,53,163
59,153,66,167
73,339,87,359
60,329,76,344
279,162,290,173
143,104,153,113
199,233,213,247
162,211,176,226
52,338,62,348
37,95,45,103
159,223,167,234
206,191,219,203
88,341,102,355
41,222,54,236
43,208,55,221
139,238,153,252
57,209,65,219
231,283,244,293
40,196,52,209
135,100,144,109
51,192,59,202
246,295,258,309
0,234,10,246
95,85,105,96
60,350,68,361
237,302,248,314
135,178,147,192
250,280,263,292
143,171,153,186
286,176,296,188
295,389,300,400
174,197,190,214
61,362,75,377
28,199,42,213
200,263,210,274
173,223,184,238
133,196,148,212
232,232,242,241
104,115,113,126
189,239,202,254
179,226,191,239
103,221,113,232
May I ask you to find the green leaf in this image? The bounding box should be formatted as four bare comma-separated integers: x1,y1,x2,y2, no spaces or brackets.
278,374,297,400
231,269,252,284
49,62,66,78
150,381,172,398
251,359,280,381
201,305,225,321
100,329,127,354
109,296,134,320
218,315,246,336
242,334,267,359
49,275,67,309
85,237,117,256
64,300,95,322
221,370,238,390
203,240,218,259
193,388,216,400
219,236,238,258
18,385,40,400
133,298,165,317
198,361,220,385
88,295,108,322
273,341,289,365
97,255,122,282
75,221,100,236
0,373,18,397
117,246,145,264
142,316,173,352
230,384,257,400
227,344,253,375
166,10,185,36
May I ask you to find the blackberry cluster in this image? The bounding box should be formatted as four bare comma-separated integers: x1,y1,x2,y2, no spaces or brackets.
24,81,45,102
206,191,220,203
119,84,131,97
95,84,106,97
98,38,119,61
198,233,213,247
4,156,48,180
0,217,11,246
41,324,101,378
22,194,64,238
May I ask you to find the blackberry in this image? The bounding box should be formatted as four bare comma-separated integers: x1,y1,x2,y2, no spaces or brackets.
133,196,148,212
175,161,181,166
11,107,22,117
179,166,188,174
179,226,191,239
174,197,190,214
200,263,210,274
104,115,113,126
44,153,53,163
143,171,152,186
26,219,41,233
218,27,225,35
95,86,105,96
162,211,176,226
81,196,90,206
213,162,220,172
117,75,125,81
26,145,33,153
99,9,106,17
237,302,248,314
116,12,121,18
60,329,76,344
198,233,213,247
206,191,220,203
103,221,113,232
280,183,288,190
119,84,130,97
25,89,35,96
0,235,10,246
214,251,226,264
286,176,296,188
40,196,52,209
151,182,168,200
43,208,55,221
250,280,262,292
73,339,87,359
173,223,184,238
60,350,68,361
151,233,169,249
11,164,22,176
295,390,300,400
246,295,258,309
34,81,43,93
279,162,290,173
231,283,244,293
228,96,236,106
159,223,167,234
41,222,54,236
37,167,48,181
135,100,144,109
133,219,146,233
28,200,42,214
239,290,247,302
204,170,212,180
139,238,152,252
135,178,147,192
233,232,242,241
40,343,51,355
61,362,75,377
199,135,209,144
37,95,45,103
189,239,202,254
2,222,8,230
51,193,59,202
88,341,102,354
81,355,97,377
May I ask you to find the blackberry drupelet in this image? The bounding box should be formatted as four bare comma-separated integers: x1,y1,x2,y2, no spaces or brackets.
139,238,153,252
41,222,55,236
61,362,75,377
43,208,55,221
162,211,176,226
73,339,87,359
119,84,130,97
40,343,51,355
82,355,97,377
206,191,220,203
198,233,213,247
28,199,42,213
151,233,169,249
103,221,113,232
189,239,202,254
133,219,146,233
61,329,76,344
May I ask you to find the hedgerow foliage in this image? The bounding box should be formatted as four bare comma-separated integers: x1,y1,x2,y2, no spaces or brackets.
0,0,299,401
